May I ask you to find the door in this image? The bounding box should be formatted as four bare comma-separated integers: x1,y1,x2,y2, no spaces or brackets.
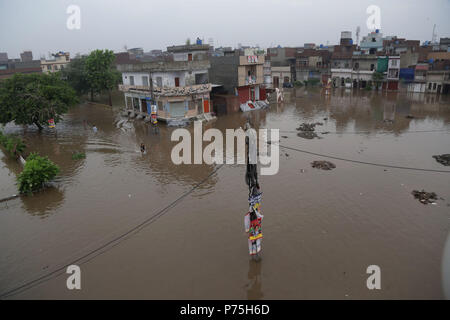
203,99,210,113
188,53,193,61
141,99,147,113
175,77,180,87
170,101,185,118
273,76,279,88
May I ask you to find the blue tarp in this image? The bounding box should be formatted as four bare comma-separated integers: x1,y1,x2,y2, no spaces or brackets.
399,68,414,83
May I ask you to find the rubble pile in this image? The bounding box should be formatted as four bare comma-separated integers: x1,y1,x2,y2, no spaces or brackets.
432,154,450,166
311,160,336,170
411,190,438,205
296,122,323,132
296,122,323,139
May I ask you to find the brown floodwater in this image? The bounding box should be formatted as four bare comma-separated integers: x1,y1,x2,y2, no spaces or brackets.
1,88,450,299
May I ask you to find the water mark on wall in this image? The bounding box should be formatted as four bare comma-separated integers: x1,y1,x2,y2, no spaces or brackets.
66,5,81,30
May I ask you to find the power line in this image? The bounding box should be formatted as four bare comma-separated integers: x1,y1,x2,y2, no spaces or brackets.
0,163,225,299
277,129,450,135
278,144,450,173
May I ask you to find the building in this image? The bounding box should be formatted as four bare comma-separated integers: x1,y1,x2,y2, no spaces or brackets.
20,51,33,62
117,45,212,121
296,48,331,83
385,56,400,90
407,63,428,93
167,44,210,62
0,54,42,79
271,66,291,88
209,53,267,109
40,52,70,73
360,30,384,54
426,70,450,94
266,47,297,81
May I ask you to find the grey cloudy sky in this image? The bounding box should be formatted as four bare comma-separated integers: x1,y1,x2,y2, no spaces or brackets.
1,0,449,58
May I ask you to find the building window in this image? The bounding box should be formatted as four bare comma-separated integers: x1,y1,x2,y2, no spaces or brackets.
129,76,134,85
47,65,51,70
391,59,398,67
428,83,432,90
354,62,359,70
156,77,162,87
370,64,375,71
433,83,437,90
142,76,149,86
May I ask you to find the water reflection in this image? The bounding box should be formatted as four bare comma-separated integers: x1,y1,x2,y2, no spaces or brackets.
246,259,263,300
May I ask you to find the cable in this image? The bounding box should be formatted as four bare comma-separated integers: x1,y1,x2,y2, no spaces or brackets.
277,129,450,135
0,163,225,299
278,143,450,173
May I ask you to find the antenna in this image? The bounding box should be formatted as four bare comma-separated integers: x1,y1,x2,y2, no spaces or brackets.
356,26,361,46
432,24,437,44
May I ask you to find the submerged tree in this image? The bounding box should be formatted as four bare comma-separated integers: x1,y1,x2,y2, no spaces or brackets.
0,73,78,130
372,71,384,91
85,49,121,106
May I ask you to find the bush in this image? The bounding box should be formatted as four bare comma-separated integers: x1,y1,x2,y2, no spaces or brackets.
72,152,86,160
0,131,26,158
18,153,60,194
293,80,303,87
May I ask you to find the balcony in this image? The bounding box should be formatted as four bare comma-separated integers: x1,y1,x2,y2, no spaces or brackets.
119,83,211,96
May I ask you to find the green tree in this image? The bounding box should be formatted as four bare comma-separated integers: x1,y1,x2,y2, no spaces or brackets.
85,49,121,106
372,71,384,91
17,153,59,194
61,55,90,96
0,73,78,130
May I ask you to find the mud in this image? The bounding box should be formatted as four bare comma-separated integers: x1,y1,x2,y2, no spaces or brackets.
412,190,438,205
311,160,336,170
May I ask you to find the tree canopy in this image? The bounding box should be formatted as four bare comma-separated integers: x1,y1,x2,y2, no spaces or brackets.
0,73,78,130
85,49,121,105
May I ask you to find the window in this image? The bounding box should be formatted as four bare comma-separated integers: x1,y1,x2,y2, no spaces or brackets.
129,76,134,85
354,62,359,70
428,83,432,90
391,59,398,67
370,64,375,71
433,83,437,90
142,76,149,86
47,65,51,70
156,77,162,87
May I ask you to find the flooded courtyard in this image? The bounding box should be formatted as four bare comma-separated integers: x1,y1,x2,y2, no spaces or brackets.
1,88,450,299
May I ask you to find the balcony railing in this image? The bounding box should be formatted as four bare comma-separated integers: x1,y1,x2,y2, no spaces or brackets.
119,83,211,96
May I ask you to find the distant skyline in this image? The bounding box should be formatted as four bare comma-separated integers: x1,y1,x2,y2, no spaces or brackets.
1,0,449,59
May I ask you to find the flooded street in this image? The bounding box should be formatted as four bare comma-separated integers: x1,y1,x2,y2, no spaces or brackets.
1,88,450,299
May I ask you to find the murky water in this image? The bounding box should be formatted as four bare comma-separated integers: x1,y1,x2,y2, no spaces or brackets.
1,88,450,299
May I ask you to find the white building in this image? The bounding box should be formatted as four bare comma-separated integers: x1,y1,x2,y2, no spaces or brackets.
40,52,70,73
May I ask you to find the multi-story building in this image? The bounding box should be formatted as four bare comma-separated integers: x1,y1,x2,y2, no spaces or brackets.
209,52,267,109
167,44,209,62
295,48,331,83
360,30,384,55
118,45,212,121
385,56,400,90
40,52,70,73
20,51,33,62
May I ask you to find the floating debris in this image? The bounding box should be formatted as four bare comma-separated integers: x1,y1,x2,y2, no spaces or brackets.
411,190,438,205
296,122,323,132
432,154,450,166
311,160,336,170
405,114,415,119
297,131,321,139
321,131,330,135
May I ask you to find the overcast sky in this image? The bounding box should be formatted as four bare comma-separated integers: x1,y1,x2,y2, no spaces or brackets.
1,0,449,59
